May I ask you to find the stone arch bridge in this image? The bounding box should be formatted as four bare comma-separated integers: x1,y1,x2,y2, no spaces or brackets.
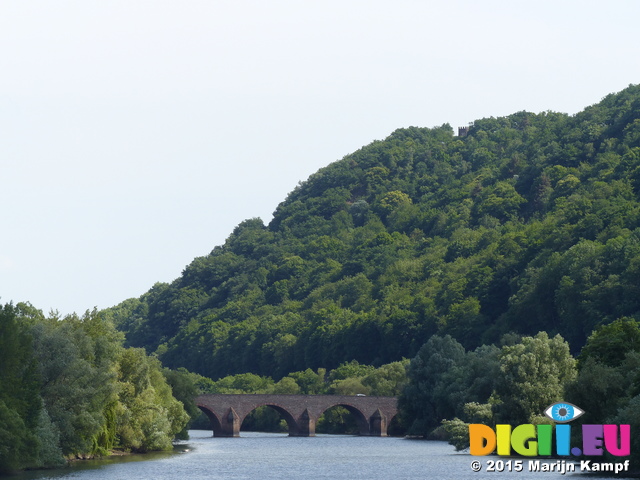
195,394,398,437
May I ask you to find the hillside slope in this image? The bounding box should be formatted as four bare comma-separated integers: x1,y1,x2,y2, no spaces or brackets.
106,84,640,380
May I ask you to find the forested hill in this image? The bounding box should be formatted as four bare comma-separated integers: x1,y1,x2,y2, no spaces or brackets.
106,84,640,381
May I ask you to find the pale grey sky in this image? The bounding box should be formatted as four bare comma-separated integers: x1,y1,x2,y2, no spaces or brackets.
1,0,639,316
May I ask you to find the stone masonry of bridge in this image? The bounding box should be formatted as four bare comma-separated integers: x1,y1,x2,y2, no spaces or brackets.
195,394,398,437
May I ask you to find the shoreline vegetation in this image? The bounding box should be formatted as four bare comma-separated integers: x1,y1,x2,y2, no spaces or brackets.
3,85,640,473
0,304,189,474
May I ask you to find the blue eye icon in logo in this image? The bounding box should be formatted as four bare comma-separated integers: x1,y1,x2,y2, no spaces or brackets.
544,402,584,423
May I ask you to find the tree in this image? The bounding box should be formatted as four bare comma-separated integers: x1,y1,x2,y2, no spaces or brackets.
116,348,189,452
287,368,327,394
330,377,370,396
609,393,640,465
375,190,412,221
162,368,200,439
31,319,116,456
578,317,640,367
207,373,274,394
566,358,626,425
362,360,409,396
273,377,300,394
327,360,375,383
493,332,576,424
0,304,39,465
399,335,466,436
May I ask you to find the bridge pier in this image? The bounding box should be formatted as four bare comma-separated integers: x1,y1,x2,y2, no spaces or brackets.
290,408,315,437
217,407,241,437
368,409,388,436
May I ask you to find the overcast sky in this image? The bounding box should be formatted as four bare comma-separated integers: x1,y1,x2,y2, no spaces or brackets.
2,0,639,316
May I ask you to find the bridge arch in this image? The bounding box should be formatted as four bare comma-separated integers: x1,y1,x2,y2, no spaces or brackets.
197,406,223,437
317,402,370,436
241,402,300,436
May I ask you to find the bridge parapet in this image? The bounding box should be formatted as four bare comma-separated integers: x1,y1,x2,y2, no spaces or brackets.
195,394,398,437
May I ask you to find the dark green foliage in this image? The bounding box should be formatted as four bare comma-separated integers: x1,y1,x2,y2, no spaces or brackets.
162,368,200,439
609,394,640,465
566,319,640,465
0,399,36,472
399,335,500,436
0,304,42,472
577,317,640,367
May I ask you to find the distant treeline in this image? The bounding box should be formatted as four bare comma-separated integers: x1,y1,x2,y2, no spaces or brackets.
0,303,190,473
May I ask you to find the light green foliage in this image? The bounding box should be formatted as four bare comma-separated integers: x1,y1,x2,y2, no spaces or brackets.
272,377,300,394
116,348,189,452
207,373,275,394
328,360,375,383
361,360,409,396
330,377,371,396
493,332,576,424
286,368,327,394
440,418,470,451
475,181,526,220
375,190,412,218
462,402,493,424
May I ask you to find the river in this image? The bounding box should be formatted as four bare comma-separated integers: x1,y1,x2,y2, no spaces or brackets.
7,430,622,480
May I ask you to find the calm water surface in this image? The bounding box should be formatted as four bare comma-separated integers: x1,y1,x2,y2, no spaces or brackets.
7,430,621,480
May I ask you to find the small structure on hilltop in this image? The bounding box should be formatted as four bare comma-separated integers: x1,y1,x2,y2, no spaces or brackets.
458,122,474,137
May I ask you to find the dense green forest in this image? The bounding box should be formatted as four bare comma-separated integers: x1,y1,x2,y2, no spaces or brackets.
0,304,189,473
108,84,640,380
